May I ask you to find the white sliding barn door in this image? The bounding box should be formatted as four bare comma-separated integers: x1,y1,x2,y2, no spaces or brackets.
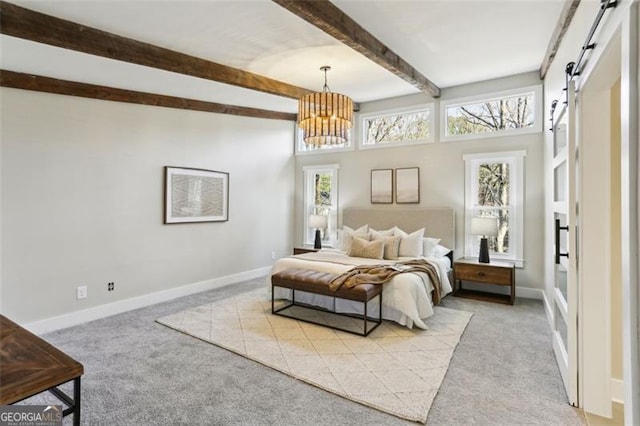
551,82,579,406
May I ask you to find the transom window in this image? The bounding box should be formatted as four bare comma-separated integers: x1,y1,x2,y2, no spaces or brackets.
464,151,525,267
295,127,353,155
359,105,434,149
442,85,542,141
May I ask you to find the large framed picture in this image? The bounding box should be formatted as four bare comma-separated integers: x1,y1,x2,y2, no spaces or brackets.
370,169,393,204
395,167,420,204
164,166,229,224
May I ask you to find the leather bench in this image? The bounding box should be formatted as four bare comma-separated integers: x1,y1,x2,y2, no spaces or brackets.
271,268,382,336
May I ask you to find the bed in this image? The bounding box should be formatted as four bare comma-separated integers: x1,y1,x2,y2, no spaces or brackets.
270,207,456,329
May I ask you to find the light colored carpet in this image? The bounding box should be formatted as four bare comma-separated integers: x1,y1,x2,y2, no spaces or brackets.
157,289,472,423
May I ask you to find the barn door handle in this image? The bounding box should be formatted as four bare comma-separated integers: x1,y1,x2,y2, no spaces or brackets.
555,219,569,264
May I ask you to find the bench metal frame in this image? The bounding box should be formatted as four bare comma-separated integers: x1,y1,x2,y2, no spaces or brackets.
271,284,382,336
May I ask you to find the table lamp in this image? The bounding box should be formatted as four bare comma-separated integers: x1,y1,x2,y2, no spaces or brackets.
471,217,498,263
309,214,328,249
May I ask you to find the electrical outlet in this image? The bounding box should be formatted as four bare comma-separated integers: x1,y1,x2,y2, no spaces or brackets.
107,282,115,291
77,286,87,300
271,251,276,259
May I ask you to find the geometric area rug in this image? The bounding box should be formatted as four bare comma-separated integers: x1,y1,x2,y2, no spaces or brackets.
157,289,472,423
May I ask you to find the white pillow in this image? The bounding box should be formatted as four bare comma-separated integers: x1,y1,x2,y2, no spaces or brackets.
370,227,395,238
393,226,406,237
340,231,371,252
422,237,441,258
344,224,368,234
398,228,425,257
338,225,369,251
433,244,452,258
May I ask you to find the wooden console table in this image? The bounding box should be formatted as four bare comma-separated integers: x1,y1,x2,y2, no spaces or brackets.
0,315,83,426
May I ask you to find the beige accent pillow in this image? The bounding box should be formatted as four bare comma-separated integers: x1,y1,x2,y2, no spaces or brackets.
341,231,371,253
373,235,401,260
348,236,385,259
338,225,369,251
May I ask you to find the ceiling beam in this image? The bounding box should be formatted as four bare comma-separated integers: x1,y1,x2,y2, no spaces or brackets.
0,1,311,100
272,0,440,98
0,70,297,121
539,0,581,79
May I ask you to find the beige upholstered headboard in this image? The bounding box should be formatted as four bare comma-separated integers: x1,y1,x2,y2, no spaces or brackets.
342,208,456,251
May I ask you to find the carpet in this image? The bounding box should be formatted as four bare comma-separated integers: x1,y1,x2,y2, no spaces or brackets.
157,289,472,423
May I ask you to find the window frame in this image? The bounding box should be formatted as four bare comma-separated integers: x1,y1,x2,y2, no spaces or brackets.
441,85,543,142
358,103,435,150
463,150,526,267
294,124,354,156
302,164,339,247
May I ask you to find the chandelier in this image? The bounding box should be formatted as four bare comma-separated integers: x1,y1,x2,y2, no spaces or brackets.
298,66,353,147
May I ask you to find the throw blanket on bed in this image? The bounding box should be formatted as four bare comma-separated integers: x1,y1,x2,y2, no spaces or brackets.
328,259,442,304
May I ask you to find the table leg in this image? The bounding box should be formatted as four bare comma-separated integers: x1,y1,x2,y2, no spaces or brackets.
73,377,81,426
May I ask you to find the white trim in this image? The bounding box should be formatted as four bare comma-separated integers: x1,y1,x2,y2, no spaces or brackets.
358,103,435,150
516,286,545,300
612,378,625,404
23,266,271,335
543,290,555,329
441,84,543,142
463,150,526,266
303,164,339,246
620,3,640,423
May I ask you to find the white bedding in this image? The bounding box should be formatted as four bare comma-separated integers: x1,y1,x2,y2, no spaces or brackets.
269,249,453,329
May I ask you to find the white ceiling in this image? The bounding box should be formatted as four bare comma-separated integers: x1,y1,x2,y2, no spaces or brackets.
0,0,565,113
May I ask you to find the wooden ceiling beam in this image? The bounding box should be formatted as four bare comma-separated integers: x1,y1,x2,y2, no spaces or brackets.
272,0,440,98
0,70,297,121
0,1,311,100
539,0,581,79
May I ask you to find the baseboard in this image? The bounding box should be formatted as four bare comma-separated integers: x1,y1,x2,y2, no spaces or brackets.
516,286,544,300
24,266,272,335
611,378,625,404
542,290,555,329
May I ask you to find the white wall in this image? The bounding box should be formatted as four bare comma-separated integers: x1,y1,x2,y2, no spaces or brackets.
0,88,295,325
295,72,545,291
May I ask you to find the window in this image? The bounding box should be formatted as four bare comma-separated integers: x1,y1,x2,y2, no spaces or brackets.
295,126,353,155
303,164,339,246
359,105,434,149
464,151,525,267
441,85,542,141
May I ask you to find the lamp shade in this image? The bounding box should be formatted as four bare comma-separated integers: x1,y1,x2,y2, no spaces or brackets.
309,214,328,229
298,66,353,147
471,217,498,236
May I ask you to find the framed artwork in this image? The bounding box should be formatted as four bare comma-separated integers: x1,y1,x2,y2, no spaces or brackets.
395,167,420,204
164,166,229,224
370,169,393,204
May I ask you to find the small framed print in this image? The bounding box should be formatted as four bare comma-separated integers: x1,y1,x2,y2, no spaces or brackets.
164,166,229,224
395,167,420,204
370,169,393,204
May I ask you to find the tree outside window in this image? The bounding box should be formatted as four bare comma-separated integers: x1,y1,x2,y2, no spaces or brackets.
360,105,434,148
365,110,431,145
476,162,510,254
303,165,339,246
442,85,542,142
464,151,525,266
